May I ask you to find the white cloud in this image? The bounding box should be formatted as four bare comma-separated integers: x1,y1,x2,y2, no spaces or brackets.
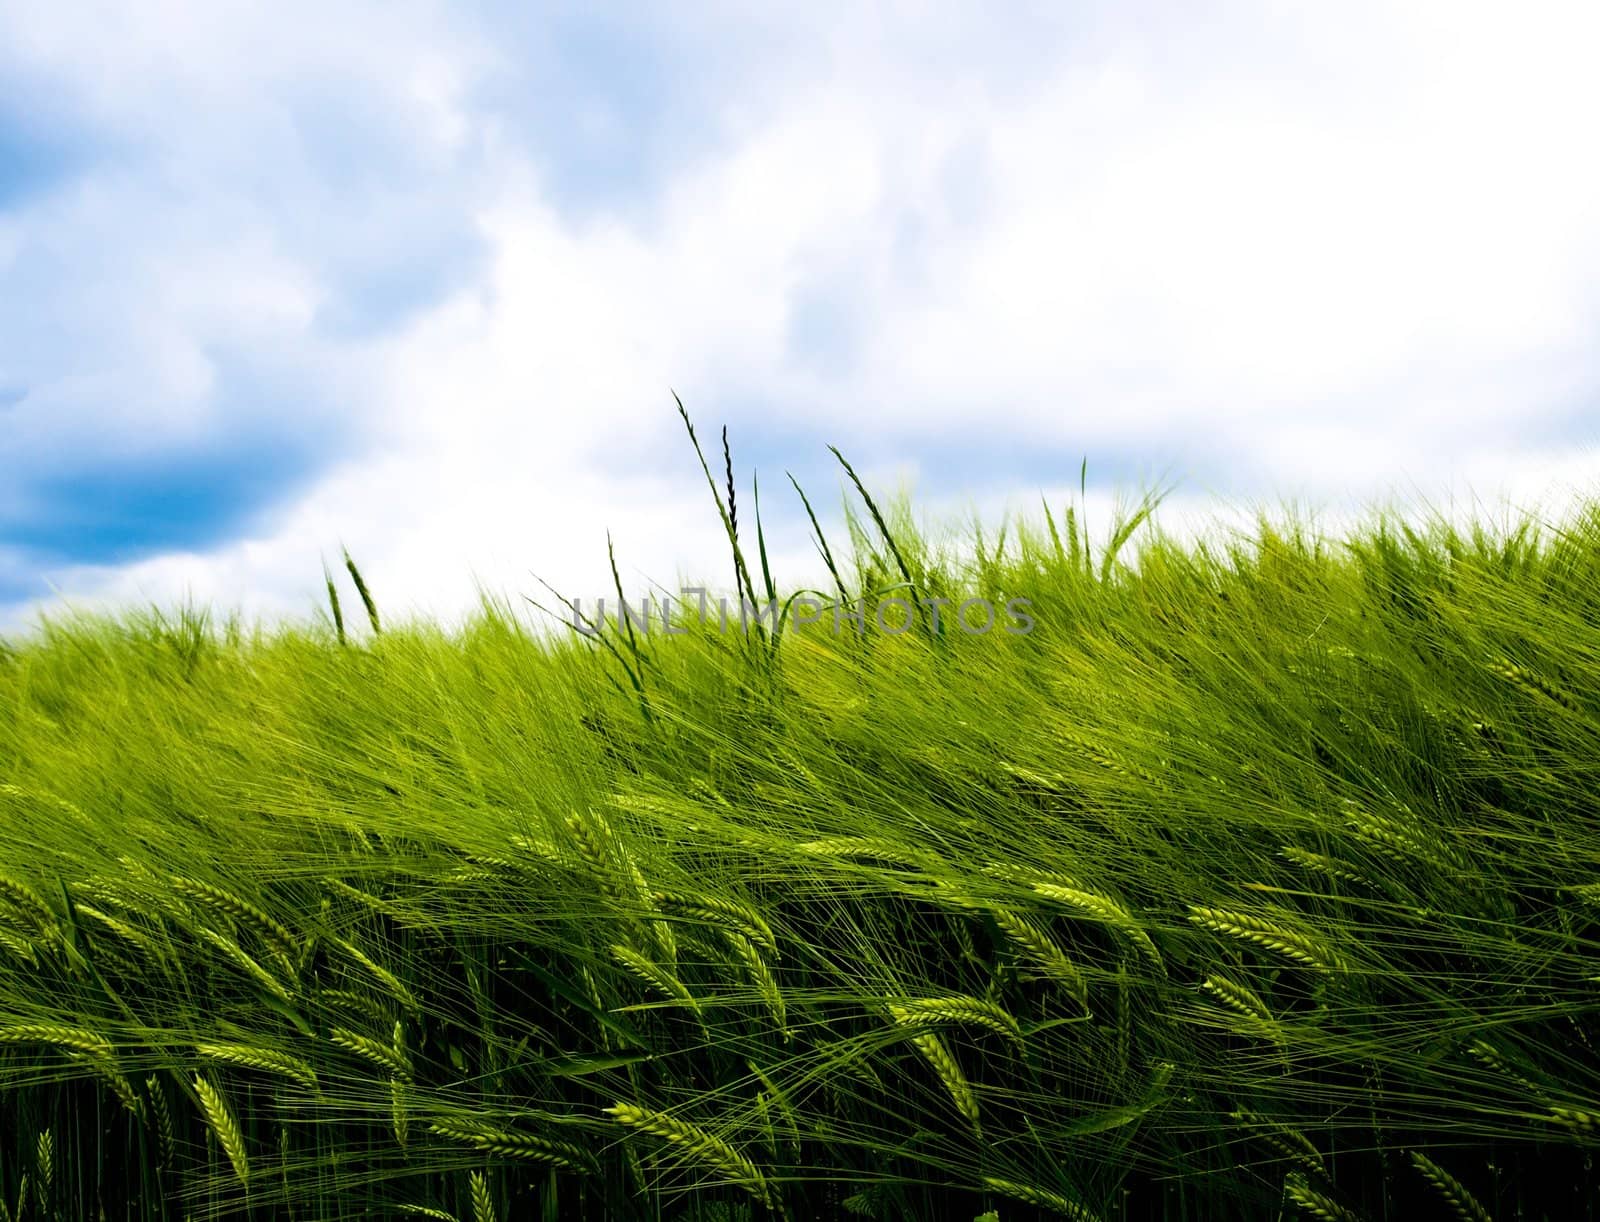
4,0,1598,641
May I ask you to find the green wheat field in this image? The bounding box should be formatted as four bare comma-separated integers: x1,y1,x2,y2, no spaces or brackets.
1,401,1598,1220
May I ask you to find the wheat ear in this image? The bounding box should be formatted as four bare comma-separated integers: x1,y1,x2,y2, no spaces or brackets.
328,1026,412,1078
428,1119,597,1173
1547,1105,1600,1130
193,1074,250,1186
147,1075,175,1164
603,1102,774,1209
35,1130,52,1198
725,932,789,1037
889,995,1026,1051
1029,883,1165,975
331,935,421,1016
166,875,297,967
1283,1170,1364,1220
1343,804,1460,875
1230,1109,1324,1174
75,1052,144,1119
0,875,64,947
796,836,944,870
0,928,39,967
75,903,172,969
1408,1151,1494,1222
195,926,295,1004
1279,846,1375,888
470,1170,495,1222
0,1023,115,1060
195,1042,319,1089
987,906,1090,1006
1487,656,1579,711
568,811,676,963
907,1030,981,1135
652,889,778,956
1187,907,1345,972
609,944,700,1014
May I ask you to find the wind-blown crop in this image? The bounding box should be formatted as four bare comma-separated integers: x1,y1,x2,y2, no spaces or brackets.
0,401,1597,1218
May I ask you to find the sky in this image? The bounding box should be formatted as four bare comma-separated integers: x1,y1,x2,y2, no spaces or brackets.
2,0,1598,642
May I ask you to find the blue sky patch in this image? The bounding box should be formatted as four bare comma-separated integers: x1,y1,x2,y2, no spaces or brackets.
9,422,326,570
0,94,93,210
5,340,363,573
